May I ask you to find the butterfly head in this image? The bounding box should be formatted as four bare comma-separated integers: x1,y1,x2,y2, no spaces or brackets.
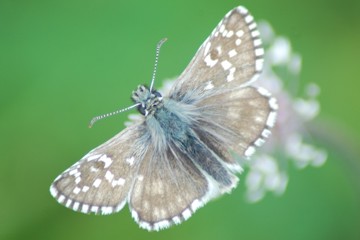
132,85,163,116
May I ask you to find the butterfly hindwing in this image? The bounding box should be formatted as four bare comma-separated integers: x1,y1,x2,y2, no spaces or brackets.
193,86,277,165
128,143,210,231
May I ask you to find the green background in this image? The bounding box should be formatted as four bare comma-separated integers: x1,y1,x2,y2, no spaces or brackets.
1,0,359,239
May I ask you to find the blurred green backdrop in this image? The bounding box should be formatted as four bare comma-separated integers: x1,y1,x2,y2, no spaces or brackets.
1,0,360,239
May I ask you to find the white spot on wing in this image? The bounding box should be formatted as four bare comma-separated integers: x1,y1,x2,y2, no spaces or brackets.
81,204,89,213
245,146,256,157
245,15,254,24
182,208,192,220
91,206,99,213
257,87,271,96
255,59,264,71
254,138,265,147
235,39,242,46
99,154,112,168
172,216,182,224
251,30,260,37
112,177,125,187
65,199,72,207
226,30,234,38
105,170,114,182
248,22,257,30
236,30,244,38
255,48,265,57
227,67,236,82
87,154,101,161
93,178,102,188
219,24,225,33
204,41,211,56
228,49,238,58
204,81,214,90
255,116,263,123
75,177,81,184
237,6,249,15
131,209,139,222
154,220,171,231
190,199,203,211
262,129,271,138
90,166,99,172
58,195,65,203
222,29,228,37
176,196,183,204
253,38,262,47
50,185,58,197
139,221,152,231
73,187,81,194
101,206,113,215
221,60,232,70
126,156,135,166
69,169,78,176
269,98,278,110
266,111,277,128
72,202,80,211
204,54,218,67
74,171,81,178
82,185,89,192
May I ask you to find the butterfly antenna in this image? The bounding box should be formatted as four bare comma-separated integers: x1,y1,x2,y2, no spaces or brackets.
149,38,167,91
89,103,140,128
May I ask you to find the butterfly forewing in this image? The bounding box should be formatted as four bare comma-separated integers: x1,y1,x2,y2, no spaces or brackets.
169,6,264,101
50,124,148,214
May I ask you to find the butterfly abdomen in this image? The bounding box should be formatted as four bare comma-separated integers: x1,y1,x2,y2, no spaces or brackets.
152,102,236,188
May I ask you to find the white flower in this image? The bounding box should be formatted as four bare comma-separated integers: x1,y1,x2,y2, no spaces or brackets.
245,155,288,202
245,21,327,202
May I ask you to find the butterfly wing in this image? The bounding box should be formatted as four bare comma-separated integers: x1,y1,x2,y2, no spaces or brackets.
169,6,264,101
128,140,225,231
50,123,149,214
193,87,277,167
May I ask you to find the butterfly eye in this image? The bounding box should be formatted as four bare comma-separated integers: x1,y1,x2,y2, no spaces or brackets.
153,100,159,106
137,105,146,115
152,90,162,98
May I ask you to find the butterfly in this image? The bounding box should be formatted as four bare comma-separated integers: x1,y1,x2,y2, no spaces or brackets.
50,6,277,231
